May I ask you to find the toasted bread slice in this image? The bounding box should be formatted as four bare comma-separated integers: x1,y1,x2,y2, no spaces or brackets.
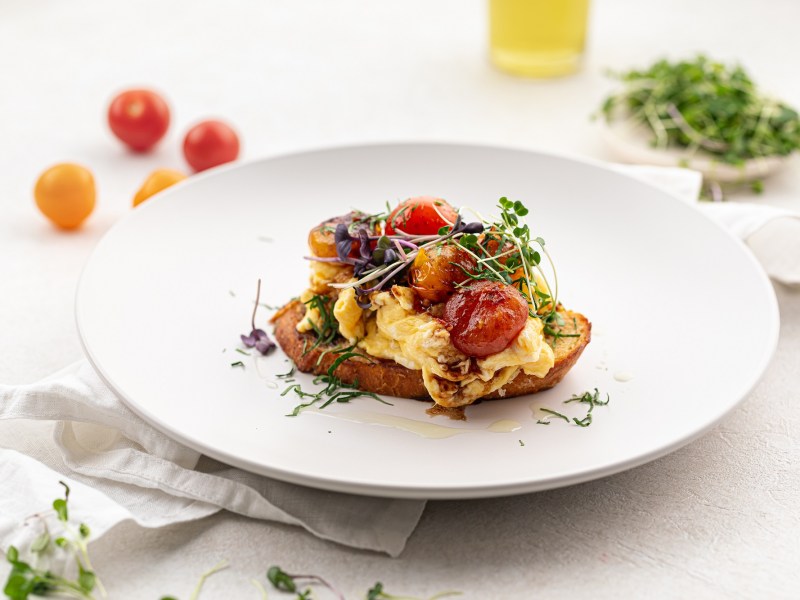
272,300,591,402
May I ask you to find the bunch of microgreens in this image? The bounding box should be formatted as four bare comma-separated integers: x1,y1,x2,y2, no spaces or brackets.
314,197,562,328
600,55,800,170
4,482,104,600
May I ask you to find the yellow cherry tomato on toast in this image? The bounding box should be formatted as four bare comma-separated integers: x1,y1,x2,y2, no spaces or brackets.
34,163,95,230
133,168,187,207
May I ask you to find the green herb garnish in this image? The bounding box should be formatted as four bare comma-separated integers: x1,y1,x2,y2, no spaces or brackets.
302,294,340,354
231,361,245,368
283,345,391,417
537,389,610,427
565,388,609,413
537,408,570,423
601,55,800,168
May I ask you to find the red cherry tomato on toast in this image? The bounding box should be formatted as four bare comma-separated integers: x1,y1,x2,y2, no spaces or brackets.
182,120,240,172
385,196,458,235
108,89,170,152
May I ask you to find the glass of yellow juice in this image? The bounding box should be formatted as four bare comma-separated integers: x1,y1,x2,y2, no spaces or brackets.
489,0,590,78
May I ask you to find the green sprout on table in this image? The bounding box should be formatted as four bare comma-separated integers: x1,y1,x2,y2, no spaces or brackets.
3,482,105,600
266,565,461,600
2,485,459,600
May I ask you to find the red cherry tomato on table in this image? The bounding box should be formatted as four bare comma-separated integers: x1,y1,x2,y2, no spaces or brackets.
182,120,240,172
107,89,170,152
385,196,459,235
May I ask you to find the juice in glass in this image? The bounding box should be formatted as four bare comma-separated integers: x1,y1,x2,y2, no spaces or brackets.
489,0,590,77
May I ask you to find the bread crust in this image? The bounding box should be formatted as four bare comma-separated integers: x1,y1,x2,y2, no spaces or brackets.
272,300,591,402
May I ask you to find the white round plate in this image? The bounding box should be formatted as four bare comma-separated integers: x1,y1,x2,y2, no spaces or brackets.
76,143,779,499
599,117,788,182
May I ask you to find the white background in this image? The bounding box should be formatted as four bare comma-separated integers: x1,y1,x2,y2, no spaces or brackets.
1,0,799,597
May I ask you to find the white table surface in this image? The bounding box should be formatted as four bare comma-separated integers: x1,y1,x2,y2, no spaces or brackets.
2,0,799,597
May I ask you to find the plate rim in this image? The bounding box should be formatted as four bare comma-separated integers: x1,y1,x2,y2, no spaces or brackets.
75,141,781,499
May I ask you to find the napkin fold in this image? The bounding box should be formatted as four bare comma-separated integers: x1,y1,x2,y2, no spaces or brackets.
0,361,424,557
616,165,800,286
0,162,797,561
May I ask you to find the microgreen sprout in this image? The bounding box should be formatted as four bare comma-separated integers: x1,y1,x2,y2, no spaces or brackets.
266,566,460,600
3,481,105,600
267,565,344,600
240,279,277,355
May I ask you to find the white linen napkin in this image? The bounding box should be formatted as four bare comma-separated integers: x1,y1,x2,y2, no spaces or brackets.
616,165,800,286
0,162,796,562
0,361,425,557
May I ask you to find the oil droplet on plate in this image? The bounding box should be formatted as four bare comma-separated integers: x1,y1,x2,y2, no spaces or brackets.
614,371,634,382
308,410,521,439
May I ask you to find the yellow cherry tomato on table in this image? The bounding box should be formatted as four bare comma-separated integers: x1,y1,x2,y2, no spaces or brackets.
133,169,187,207
34,163,95,230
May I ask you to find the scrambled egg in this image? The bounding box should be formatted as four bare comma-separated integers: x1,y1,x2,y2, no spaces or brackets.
297,261,555,407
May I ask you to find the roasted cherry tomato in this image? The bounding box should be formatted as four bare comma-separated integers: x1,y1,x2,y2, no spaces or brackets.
108,89,170,152
133,168,187,207
34,163,96,230
385,196,458,235
182,119,240,172
443,280,528,357
409,245,476,303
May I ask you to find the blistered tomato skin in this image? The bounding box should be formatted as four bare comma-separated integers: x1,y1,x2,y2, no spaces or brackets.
443,280,528,358
409,245,476,303
385,197,458,235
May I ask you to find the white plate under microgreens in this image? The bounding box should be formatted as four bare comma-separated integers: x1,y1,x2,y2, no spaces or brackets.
598,116,788,183
76,143,778,500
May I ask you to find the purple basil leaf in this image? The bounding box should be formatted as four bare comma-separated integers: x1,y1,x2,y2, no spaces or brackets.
334,223,353,262
255,338,276,355
462,221,484,234
383,248,398,265
357,228,372,262
242,328,269,347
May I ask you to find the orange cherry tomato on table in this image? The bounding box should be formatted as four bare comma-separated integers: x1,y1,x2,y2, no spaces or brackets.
133,169,187,207
385,196,459,235
108,89,170,152
182,120,240,172
34,163,96,230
